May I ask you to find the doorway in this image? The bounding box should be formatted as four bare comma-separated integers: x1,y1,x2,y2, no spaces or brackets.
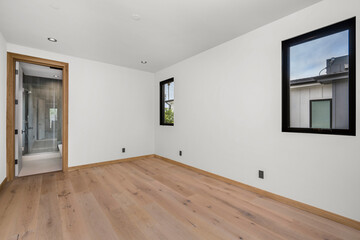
15,62,63,176
7,53,68,180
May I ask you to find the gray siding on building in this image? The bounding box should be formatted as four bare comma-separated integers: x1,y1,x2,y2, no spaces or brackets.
332,79,349,129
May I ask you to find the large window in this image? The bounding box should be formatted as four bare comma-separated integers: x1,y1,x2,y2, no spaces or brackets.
282,17,356,135
160,78,174,125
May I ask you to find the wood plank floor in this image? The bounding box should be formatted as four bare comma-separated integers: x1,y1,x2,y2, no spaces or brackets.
0,157,359,240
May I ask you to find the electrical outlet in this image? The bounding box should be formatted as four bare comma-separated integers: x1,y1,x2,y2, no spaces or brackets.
122,148,125,153
179,150,182,156
258,170,264,179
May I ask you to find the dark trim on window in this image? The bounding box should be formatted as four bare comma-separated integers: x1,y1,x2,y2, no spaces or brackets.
310,99,332,129
282,17,356,136
160,78,174,126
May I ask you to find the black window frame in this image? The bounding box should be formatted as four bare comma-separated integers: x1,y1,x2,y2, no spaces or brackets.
310,99,332,129
282,17,356,136
160,78,174,126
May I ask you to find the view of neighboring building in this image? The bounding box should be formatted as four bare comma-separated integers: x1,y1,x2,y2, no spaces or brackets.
290,55,349,129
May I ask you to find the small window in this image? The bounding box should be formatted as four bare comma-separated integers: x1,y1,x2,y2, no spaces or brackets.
282,17,356,135
49,108,58,128
49,108,58,121
310,99,332,129
160,78,174,125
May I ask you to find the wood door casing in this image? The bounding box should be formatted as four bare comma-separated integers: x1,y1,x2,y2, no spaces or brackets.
6,52,69,181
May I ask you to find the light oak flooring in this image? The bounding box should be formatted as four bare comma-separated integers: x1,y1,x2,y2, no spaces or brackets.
0,157,359,240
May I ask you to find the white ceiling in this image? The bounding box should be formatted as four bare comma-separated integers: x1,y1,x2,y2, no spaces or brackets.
0,0,321,72
20,62,63,80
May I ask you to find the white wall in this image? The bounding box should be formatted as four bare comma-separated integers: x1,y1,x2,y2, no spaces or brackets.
155,0,360,221
0,32,7,182
7,43,155,167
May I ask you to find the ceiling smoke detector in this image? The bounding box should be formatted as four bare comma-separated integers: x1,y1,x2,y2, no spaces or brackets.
47,37,57,42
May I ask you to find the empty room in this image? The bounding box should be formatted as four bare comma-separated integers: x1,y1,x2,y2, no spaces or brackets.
0,0,359,239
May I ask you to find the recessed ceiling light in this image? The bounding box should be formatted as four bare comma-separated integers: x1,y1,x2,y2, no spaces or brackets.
141,61,147,64
131,14,141,21
48,37,57,42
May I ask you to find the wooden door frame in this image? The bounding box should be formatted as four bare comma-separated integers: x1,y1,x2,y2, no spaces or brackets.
6,52,69,181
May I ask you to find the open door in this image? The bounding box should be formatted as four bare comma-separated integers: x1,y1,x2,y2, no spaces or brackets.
14,62,23,176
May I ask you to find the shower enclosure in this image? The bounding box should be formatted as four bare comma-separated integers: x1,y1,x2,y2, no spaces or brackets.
22,76,63,154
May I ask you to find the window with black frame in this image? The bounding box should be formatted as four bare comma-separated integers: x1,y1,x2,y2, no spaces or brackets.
282,17,356,135
160,78,174,125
